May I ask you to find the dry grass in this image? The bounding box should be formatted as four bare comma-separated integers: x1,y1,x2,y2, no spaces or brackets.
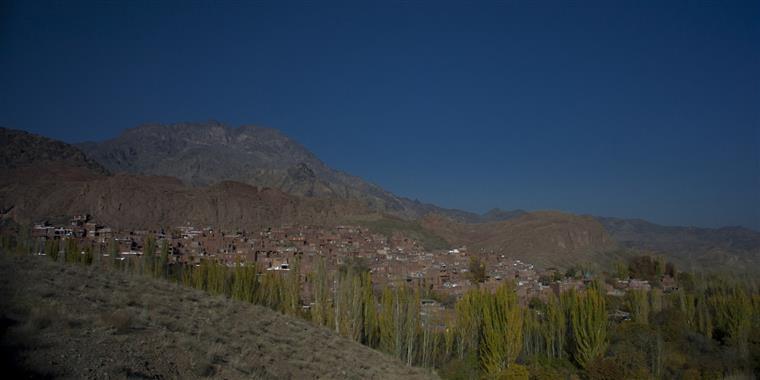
0,253,438,379
100,309,133,334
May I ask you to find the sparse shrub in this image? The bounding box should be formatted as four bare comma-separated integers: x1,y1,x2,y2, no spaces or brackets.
207,343,226,364
28,304,59,330
101,309,133,334
191,356,216,377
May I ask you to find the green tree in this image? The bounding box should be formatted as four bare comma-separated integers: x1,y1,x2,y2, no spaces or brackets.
379,286,398,355
455,288,483,360
155,239,170,278
468,256,487,284
627,290,650,325
142,234,156,276
544,293,566,359
282,258,301,316
615,261,629,280
310,257,332,327
480,282,523,376
361,271,379,347
231,261,258,303
570,286,608,370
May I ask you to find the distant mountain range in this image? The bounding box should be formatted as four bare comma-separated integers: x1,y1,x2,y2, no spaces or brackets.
598,217,760,272
2,124,758,272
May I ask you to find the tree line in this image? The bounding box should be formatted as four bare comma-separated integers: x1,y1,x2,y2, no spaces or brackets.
1,231,759,379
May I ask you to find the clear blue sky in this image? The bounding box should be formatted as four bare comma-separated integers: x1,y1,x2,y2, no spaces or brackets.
1,0,758,229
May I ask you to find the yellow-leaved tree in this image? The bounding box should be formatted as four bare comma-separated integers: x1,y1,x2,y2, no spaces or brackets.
480,282,523,376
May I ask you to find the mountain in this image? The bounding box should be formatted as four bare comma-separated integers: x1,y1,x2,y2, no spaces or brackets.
481,208,528,222
0,127,370,230
1,127,108,175
421,211,617,268
3,126,758,272
598,217,760,272
78,122,429,218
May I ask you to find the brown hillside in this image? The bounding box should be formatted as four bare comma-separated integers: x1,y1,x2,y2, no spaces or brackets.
422,211,617,268
0,164,370,230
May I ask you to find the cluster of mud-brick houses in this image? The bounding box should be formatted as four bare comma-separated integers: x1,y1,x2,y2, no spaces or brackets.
31,215,676,310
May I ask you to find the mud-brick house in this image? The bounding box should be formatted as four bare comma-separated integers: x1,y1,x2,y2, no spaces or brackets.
661,276,678,293
550,278,585,297
629,279,651,292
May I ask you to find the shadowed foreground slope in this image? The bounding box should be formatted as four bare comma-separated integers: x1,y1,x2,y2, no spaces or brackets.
0,254,437,379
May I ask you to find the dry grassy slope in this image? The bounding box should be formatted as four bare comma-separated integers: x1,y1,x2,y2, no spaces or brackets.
422,211,617,268
0,254,437,379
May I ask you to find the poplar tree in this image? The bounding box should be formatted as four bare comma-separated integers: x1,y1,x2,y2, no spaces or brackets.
143,234,156,276
156,240,170,278
361,272,379,347
627,289,650,324
455,288,483,359
650,288,663,315
544,293,566,359
695,293,713,338
480,282,523,376
45,239,60,261
283,258,301,316
231,261,258,302
570,286,607,369
404,286,420,366
523,308,542,358
379,286,397,355
310,257,332,327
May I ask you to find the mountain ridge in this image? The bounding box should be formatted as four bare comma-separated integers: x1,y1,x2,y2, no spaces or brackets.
2,125,758,272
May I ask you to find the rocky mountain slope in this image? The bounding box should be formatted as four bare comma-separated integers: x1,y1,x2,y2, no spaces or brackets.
77,122,508,222
1,127,370,230
0,163,369,231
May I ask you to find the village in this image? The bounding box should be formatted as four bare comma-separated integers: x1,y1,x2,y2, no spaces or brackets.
30,215,675,316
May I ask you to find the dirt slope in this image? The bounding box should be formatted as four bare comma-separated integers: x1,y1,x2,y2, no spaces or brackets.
0,254,437,379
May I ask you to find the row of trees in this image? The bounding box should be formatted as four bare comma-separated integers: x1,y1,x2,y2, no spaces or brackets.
2,232,759,379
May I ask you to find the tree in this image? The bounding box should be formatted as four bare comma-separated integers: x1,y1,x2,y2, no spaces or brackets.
378,285,419,365
570,286,608,369
45,238,60,261
379,286,397,355
544,293,566,359
282,257,301,316
627,290,650,325
480,282,523,376
310,257,332,327
455,288,483,359
361,271,379,347
404,287,421,366
155,239,170,278
468,257,487,284
695,293,712,338
231,260,258,303
615,261,629,280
